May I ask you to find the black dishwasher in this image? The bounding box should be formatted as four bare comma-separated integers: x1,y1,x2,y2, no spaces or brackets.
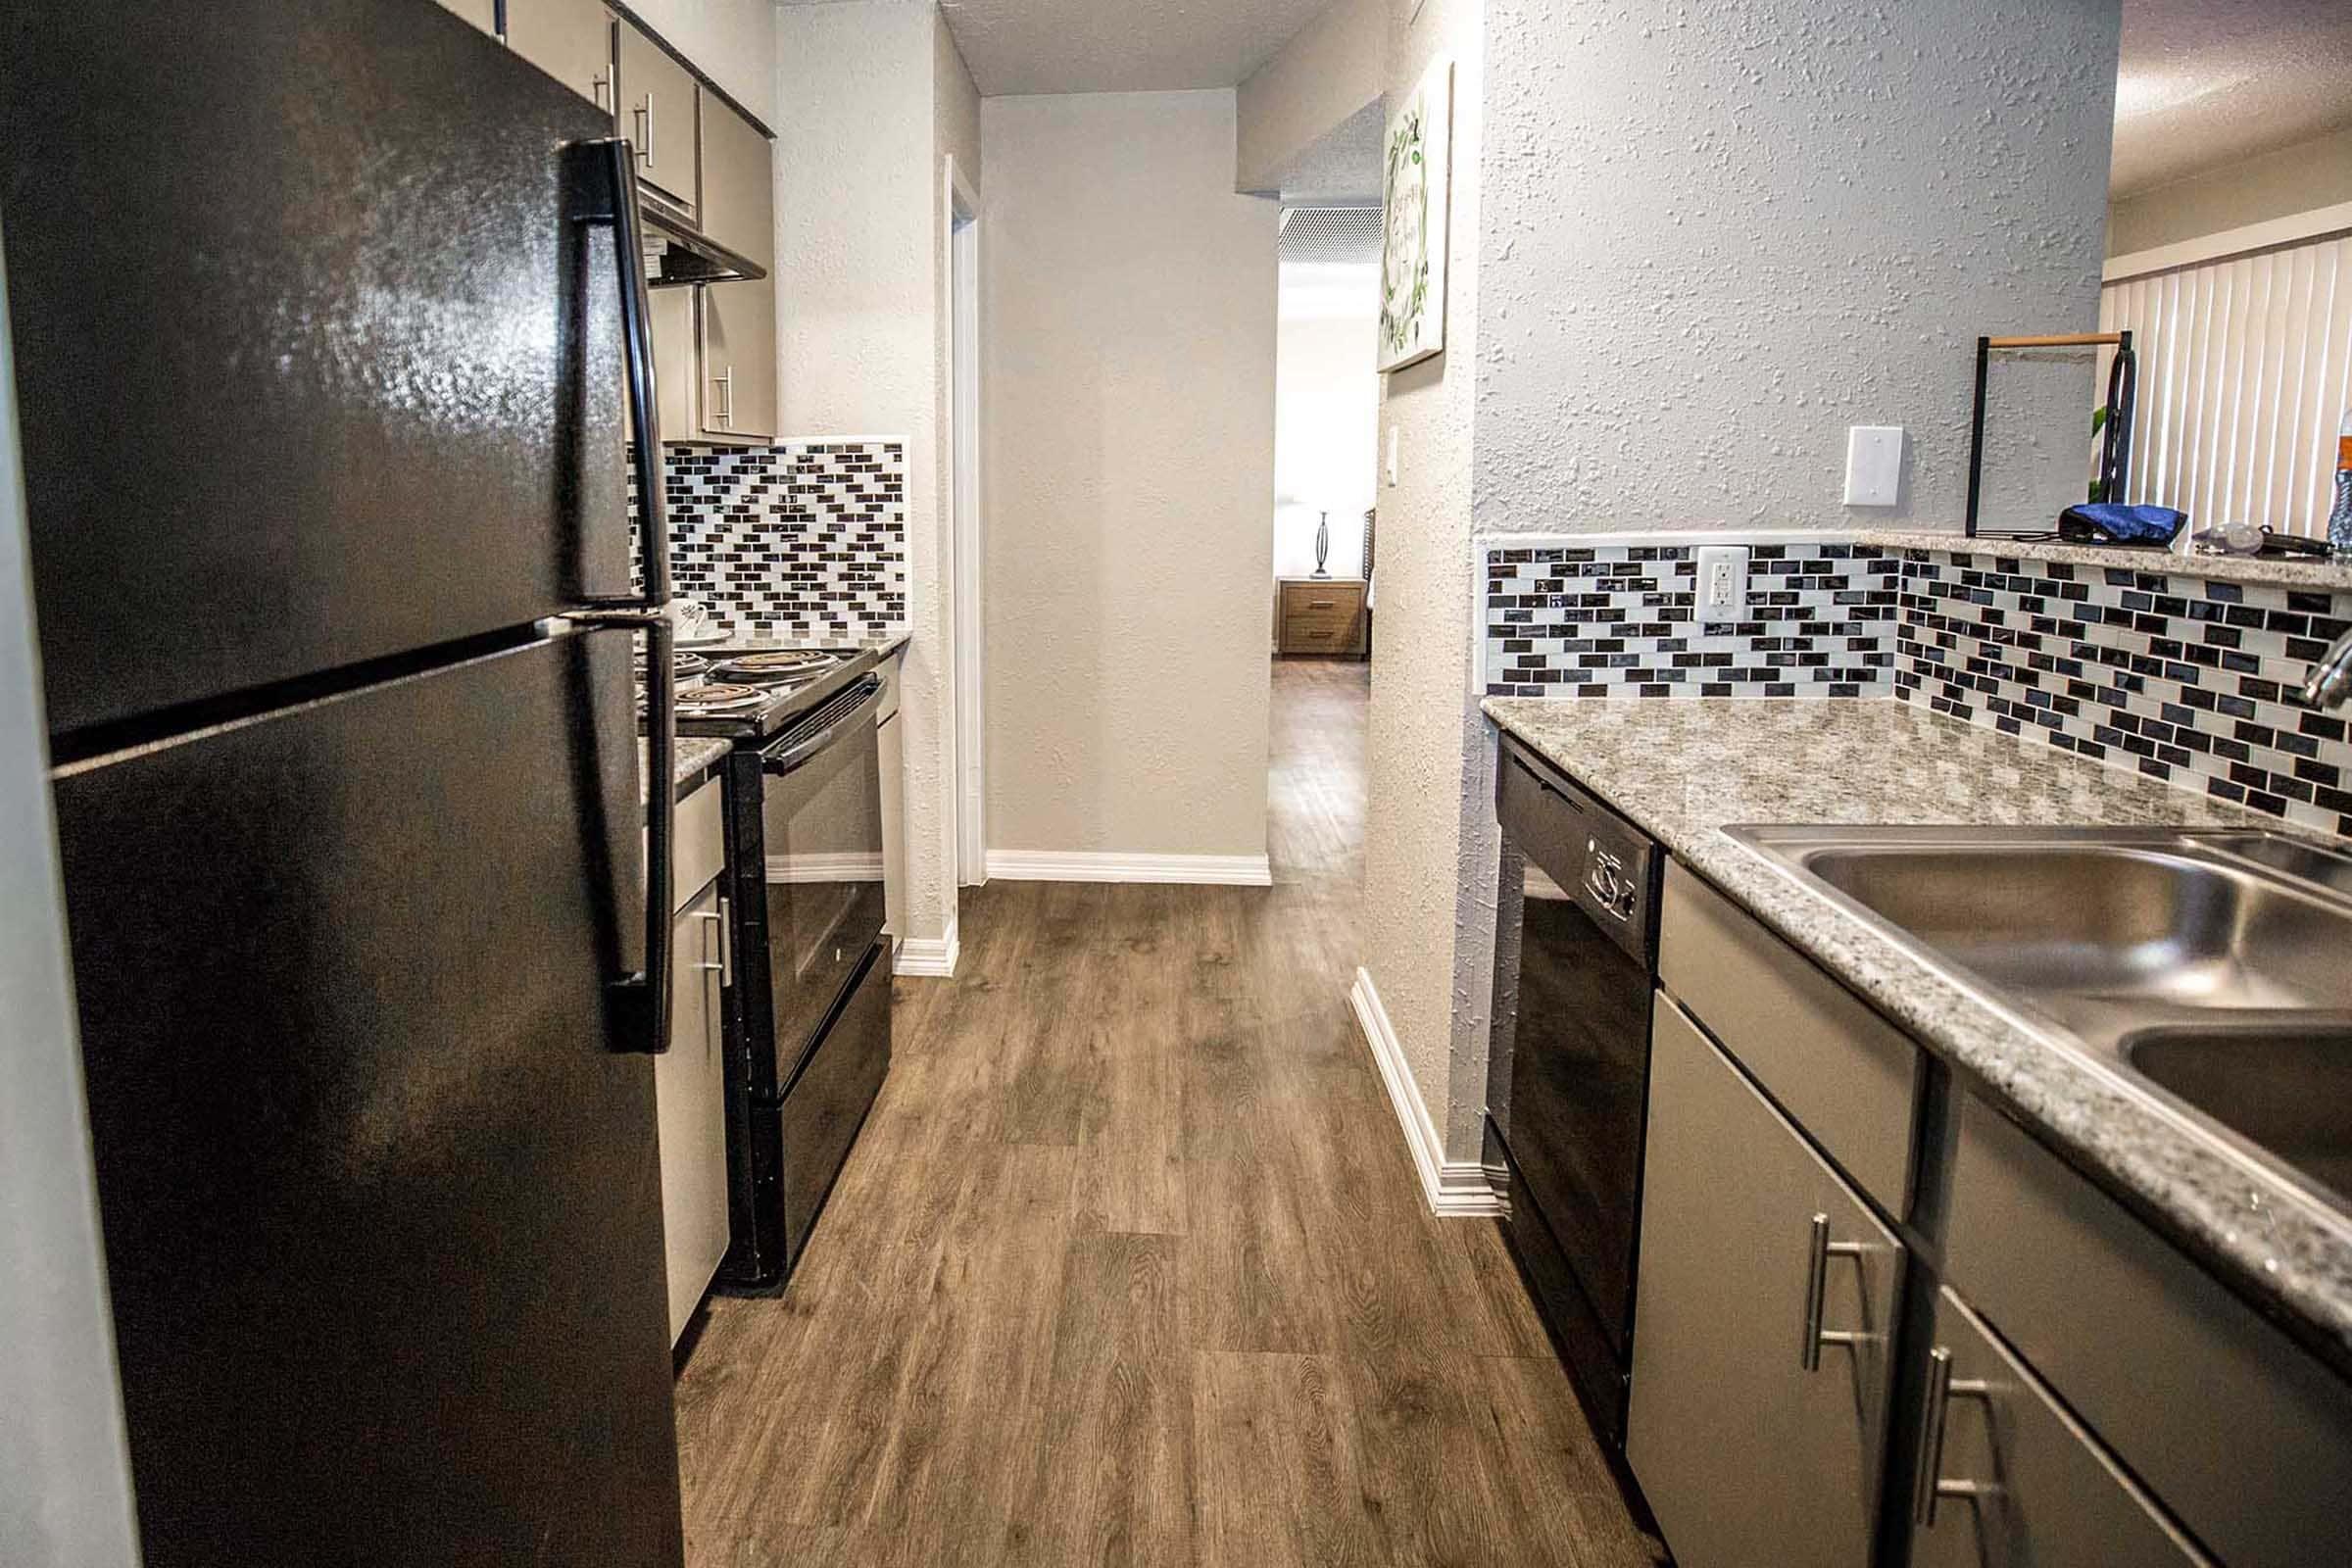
1487,735,1662,1451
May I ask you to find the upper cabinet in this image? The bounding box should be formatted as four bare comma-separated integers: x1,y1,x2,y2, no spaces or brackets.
505,0,615,116
615,18,700,223
433,0,498,38
698,89,774,271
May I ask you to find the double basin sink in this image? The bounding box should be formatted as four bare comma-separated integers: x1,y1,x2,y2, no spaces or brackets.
1731,824,2352,1209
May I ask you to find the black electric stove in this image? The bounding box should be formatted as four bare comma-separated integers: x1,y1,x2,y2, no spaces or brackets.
647,642,894,1291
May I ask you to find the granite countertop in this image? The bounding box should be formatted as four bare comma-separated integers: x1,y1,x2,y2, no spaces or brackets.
639,735,731,808
1854,528,2352,592
1483,694,2352,1370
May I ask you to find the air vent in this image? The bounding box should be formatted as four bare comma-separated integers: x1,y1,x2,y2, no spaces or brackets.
1278,206,1383,267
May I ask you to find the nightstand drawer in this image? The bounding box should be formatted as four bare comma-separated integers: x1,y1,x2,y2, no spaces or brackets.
1284,614,1357,650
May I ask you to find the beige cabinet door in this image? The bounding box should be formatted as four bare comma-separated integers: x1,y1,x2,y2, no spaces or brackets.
697,279,775,443
623,276,697,448
505,0,614,115
1627,995,1906,1568
615,18,698,220
698,88,773,269
655,880,729,1345
433,0,497,37
1909,1287,2209,1568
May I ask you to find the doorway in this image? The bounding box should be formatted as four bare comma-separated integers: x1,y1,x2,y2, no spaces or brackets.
1272,206,1381,661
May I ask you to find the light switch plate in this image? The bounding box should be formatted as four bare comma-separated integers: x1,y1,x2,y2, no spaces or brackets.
1695,545,1749,627
1844,425,1903,507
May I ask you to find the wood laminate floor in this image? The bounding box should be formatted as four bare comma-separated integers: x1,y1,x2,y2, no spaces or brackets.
673,658,1668,1566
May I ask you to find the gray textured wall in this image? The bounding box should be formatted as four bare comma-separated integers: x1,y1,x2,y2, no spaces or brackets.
1473,0,2122,536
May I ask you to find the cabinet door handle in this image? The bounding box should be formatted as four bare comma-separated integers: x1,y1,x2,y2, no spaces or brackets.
1799,1211,1870,1371
1911,1347,1993,1526
592,70,611,112
695,905,731,988
711,366,734,426
635,93,655,169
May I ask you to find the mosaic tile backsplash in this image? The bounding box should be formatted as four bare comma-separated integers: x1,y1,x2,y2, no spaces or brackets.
1478,535,2352,840
1484,543,1900,698
1894,550,2352,839
628,440,907,640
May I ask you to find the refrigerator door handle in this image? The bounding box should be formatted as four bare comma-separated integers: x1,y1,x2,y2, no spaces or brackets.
567,136,675,1056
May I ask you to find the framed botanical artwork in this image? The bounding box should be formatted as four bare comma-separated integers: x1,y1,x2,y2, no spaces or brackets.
1379,58,1452,373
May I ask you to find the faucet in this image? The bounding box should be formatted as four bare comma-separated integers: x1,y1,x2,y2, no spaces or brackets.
2303,629,2352,710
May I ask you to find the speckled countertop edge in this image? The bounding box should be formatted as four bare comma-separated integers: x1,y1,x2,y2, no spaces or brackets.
640,736,731,808
1482,694,2352,1370
1852,528,2352,591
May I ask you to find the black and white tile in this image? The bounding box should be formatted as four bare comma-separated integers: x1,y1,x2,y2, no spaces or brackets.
1483,541,1900,698
1892,550,2352,838
629,440,907,640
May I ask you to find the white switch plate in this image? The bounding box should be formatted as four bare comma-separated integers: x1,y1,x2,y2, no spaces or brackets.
1695,545,1748,627
1385,427,1400,488
1844,425,1903,507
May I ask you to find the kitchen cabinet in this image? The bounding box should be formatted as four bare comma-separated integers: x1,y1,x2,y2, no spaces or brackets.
1945,1092,2352,1568
696,279,776,443
1626,994,1904,1568
504,0,615,114
433,0,498,37
654,776,730,1347
698,88,775,270
1908,1286,2207,1568
694,90,777,444
615,17,698,222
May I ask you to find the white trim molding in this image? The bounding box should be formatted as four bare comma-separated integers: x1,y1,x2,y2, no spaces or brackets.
1348,967,1504,1217
982,851,1273,886
894,912,960,978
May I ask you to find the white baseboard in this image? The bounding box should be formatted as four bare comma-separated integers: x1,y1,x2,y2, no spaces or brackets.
983,850,1273,887
765,852,887,883
894,914,960,978
1348,967,1503,1218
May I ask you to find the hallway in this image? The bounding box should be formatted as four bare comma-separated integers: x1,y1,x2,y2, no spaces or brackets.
672,659,1665,1566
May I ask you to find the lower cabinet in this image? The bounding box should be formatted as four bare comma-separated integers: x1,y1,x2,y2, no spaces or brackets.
1627,994,1904,1568
654,780,730,1347
1909,1286,2208,1567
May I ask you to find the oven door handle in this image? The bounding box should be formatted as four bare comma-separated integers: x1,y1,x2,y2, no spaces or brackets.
761,676,883,778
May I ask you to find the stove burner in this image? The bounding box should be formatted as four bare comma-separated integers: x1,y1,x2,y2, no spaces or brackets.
713,650,842,683
669,682,775,715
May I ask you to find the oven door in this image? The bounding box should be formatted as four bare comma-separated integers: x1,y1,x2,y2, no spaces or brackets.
759,676,887,1078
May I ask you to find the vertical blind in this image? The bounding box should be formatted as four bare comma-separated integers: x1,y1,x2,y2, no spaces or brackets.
2099,232,2352,537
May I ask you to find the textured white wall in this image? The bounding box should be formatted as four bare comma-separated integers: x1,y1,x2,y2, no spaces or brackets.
1474,0,2122,536
1235,0,1386,195
772,0,967,951
1359,0,2124,1166
627,0,775,124
1358,0,1492,1154
981,91,1277,859
1274,268,1378,580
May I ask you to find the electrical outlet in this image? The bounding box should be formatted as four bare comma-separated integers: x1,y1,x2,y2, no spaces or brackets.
1695,545,1749,627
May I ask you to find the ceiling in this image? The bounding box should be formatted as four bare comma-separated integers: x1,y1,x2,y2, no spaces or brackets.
932,0,1338,96
2111,0,2352,195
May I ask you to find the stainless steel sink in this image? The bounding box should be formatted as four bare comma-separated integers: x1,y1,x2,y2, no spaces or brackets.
1730,824,2352,1205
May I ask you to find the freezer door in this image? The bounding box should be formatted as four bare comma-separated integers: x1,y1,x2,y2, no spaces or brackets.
51,633,683,1567
0,0,632,742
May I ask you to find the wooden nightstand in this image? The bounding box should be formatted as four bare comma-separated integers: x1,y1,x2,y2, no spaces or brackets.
1277,577,1368,657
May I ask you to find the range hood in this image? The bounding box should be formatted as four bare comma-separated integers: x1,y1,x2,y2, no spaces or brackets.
640,203,766,288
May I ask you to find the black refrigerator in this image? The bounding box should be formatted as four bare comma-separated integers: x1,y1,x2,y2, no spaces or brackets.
2,3,688,1563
